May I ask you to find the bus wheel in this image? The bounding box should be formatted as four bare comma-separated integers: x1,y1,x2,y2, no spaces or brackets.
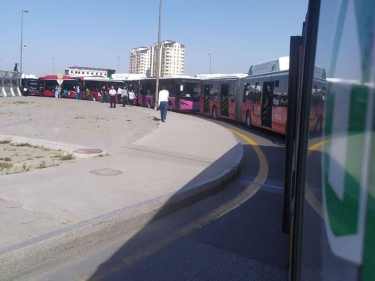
147,100,151,108
168,102,173,111
316,115,323,134
212,106,218,120
246,110,251,128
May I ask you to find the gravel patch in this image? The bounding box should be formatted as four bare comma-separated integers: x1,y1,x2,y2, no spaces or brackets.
0,97,157,175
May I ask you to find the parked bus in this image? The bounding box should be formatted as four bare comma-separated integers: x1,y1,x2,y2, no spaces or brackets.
21,74,40,96
38,75,77,98
200,74,247,120
200,58,326,135
75,77,124,102
110,74,145,105
138,76,201,111
283,0,375,280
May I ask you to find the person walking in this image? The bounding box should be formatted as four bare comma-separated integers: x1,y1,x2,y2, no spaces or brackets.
109,86,117,108
128,88,135,105
55,84,61,99
122,86,128,107
158,86,169,122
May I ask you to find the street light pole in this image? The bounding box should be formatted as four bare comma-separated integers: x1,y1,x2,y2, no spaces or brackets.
208,53,211,74
117,56,120,73
52,58,55,74
20,10,29,73
154,0,162,110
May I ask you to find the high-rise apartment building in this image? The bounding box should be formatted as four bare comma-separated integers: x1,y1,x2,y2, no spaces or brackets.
150,40,185,77
129,47,151,75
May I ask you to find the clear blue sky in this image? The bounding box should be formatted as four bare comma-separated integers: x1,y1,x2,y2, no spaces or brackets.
0,0,308,77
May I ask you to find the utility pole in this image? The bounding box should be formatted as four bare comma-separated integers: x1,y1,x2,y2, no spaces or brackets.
20,10,29,73
208,53,212,74
154,0,162,110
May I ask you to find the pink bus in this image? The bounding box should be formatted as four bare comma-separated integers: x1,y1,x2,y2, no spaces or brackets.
138,76,201,111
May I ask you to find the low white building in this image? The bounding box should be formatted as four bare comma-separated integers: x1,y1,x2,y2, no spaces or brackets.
65,66,109,77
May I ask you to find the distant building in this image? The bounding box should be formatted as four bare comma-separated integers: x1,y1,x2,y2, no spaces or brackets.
150,40,185,77
65,66,115,77
129,47,151,76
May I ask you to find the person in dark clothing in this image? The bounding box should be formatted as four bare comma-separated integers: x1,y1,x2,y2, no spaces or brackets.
263,86,274,128
100,86,107,103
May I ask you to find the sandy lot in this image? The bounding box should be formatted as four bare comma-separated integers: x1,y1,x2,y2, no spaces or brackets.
0,97,157,176
0,139,79,175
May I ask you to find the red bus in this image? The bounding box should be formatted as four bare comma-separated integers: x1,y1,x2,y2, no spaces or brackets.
200,57,326,135
75,77,118,102
38,75,77,98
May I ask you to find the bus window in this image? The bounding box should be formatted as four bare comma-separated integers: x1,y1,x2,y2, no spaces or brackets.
243,83,250,103
183,82,200,101
280,93,288,106
275,80,279,87
63,80,76,91
44,80,57,91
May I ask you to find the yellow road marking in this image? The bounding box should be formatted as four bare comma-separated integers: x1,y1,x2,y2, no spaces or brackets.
307,139,331,153
305,139,331,219
77,128,268,281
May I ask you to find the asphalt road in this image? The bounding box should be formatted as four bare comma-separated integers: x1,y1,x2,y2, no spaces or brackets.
24,116,291,281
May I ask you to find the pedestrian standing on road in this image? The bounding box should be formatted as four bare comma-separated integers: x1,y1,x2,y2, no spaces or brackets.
55,84,61,99
158,86,169,122
122,86,128,107
117,86,123,105
109,86,117,108
76,85,81,100
128,88,135,105
100,86,106,103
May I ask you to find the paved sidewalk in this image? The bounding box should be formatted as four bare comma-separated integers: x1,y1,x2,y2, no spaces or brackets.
0,97,243,280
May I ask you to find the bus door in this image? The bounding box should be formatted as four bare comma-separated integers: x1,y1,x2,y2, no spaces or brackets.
262,81,274,128
175,83,181,109
203,84,210,113
220,84,229,117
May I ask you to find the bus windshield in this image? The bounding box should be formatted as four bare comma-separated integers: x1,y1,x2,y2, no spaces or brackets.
181,81,200,102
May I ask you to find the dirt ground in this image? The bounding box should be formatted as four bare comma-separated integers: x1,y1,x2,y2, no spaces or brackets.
0,97,156,176
0,139,79,175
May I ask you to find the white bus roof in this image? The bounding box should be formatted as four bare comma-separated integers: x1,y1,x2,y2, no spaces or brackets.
161,75,199,80
248,57,290,75
81,76,109,81
110,73,147,80
314,66,327,79
21,74,38,79
248,56,327,80
196,73,247,79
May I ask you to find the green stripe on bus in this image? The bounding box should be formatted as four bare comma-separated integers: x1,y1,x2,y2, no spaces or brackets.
324,85,367,236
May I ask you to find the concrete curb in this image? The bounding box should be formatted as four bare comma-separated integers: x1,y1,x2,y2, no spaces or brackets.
0,143,243,281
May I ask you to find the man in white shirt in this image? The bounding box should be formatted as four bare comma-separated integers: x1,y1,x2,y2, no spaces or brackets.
158,86,169,122
128,89,135,105
117,86,123,105
109,86,117,108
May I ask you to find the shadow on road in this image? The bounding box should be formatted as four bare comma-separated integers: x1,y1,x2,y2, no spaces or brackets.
85,138,290,280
